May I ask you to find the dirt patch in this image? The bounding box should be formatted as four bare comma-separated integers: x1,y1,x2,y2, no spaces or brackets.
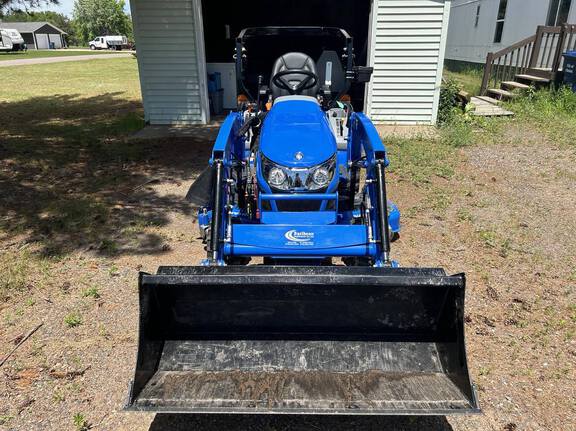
391,135,576,431
1,125,575,431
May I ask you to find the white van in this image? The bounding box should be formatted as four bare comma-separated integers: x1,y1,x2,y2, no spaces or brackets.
3,29,26,51
0,29,14,52
89,35,128,51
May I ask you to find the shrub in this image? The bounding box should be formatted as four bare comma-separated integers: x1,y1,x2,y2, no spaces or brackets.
438,78,462,125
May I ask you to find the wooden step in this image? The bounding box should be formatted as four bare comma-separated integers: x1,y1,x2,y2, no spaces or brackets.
515,74,551,84
527,67,557,78
470,96,514,117
501,81,530,91
475,96,502,105
487,88,516,100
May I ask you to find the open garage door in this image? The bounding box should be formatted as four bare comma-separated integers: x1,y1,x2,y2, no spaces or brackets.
201,0,372,110
35,34,49,49
49,34,63,49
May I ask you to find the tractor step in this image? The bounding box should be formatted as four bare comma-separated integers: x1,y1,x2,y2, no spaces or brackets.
126,266,479,415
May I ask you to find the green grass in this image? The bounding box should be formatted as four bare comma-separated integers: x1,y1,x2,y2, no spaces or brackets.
387,137,458,185
64,312,82,328
0,249,53,301
503,87,576,148
0,49,126,62
0,416,14,426
444,68,484,96
0,58,148,262
73,413,90,431
82,286,101,299
0,57,141,101
0,250,32,296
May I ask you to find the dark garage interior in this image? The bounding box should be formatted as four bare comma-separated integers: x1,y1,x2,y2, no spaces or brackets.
201,0,373,108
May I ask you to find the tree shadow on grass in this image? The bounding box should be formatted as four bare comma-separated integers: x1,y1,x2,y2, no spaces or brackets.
0,93,215,257
149,414,454,431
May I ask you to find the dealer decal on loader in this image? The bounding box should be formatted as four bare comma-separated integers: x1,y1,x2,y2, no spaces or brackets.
284,230,315,246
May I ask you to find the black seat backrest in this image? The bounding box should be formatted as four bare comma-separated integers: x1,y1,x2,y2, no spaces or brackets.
316,50,347,97
270,52,319,99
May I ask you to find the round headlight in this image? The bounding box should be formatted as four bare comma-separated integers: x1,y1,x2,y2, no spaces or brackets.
268,167,287,187
312,167,330,187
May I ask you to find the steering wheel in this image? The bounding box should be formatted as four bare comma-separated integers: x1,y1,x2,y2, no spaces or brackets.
272,69,319,95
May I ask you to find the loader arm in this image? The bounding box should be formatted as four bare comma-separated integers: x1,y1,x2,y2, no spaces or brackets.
210,112,245,165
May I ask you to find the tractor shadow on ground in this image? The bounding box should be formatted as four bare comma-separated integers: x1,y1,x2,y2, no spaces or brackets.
149,414,454,431
0,93,215,258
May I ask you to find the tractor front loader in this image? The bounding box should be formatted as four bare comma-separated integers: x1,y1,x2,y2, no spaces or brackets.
125,27,479,416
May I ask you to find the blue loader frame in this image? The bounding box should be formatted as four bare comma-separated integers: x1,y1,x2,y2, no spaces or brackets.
200,111,401,267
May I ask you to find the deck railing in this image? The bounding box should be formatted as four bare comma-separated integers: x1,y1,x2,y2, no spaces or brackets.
481,24,576,95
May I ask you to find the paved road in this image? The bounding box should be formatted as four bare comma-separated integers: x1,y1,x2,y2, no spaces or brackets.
59,48,136,53
0,53,133,68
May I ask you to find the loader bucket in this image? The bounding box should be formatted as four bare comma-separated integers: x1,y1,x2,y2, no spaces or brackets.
126,266,479,415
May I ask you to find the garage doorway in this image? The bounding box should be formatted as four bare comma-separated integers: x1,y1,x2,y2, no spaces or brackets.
200,0,373,110
49,34,63,49
36,34,50,49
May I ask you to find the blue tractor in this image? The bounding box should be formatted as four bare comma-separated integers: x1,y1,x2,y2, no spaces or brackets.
127,27,478,416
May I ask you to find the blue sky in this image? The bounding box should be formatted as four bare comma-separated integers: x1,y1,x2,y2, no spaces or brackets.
39,0,131,17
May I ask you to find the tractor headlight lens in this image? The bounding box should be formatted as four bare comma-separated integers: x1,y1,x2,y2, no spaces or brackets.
268,167,287,188
307,158,336,191
312,167,330,188
262,156,335,192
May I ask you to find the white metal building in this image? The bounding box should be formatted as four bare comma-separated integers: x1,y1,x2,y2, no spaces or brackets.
129,0,451,126
2,22,67,50
446,0,576,64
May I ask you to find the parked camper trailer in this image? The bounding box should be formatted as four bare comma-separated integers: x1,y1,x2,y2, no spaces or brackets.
3,29,25,51
89,35,128,50
0,30,14,52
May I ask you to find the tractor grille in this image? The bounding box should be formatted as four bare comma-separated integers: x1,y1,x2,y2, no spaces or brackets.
276,201,322,212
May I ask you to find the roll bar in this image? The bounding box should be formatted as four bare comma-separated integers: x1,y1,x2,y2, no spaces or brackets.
237,27,353,42
234,26,360,101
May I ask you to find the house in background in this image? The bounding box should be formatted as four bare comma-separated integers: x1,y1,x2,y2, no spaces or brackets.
447,0,576,65
129,0,452,126
3,22,67,50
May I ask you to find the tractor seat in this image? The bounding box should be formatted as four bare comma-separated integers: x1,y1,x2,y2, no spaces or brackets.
270,52,319,99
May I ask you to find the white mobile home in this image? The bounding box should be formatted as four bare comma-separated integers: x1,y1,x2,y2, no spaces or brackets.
129,0,452,126
447,0,576,64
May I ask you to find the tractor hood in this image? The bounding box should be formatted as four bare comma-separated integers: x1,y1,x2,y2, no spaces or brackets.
260,97,337,168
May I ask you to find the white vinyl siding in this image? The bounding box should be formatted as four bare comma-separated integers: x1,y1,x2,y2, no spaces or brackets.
367,0,451,124
131,0,450,125
130,0,208,125
446,0,561,64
